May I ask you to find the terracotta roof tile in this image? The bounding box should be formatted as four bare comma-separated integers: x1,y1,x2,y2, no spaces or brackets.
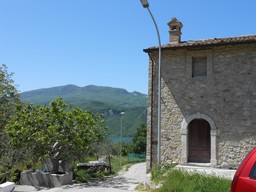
144,35,256,52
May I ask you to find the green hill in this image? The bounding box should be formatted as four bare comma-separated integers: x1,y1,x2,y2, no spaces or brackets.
21,85,147,137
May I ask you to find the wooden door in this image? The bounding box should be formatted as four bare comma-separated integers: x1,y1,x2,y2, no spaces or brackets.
188,119,210,163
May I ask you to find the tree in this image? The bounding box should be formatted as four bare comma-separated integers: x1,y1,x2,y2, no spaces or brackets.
131,124,147,154
0,64,20,130
6,98,107,173
0,64,22,181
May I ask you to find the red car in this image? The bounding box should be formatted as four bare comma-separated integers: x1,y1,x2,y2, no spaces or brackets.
231,147,256,192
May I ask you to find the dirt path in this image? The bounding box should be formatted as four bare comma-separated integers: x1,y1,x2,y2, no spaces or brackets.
15,162,146,192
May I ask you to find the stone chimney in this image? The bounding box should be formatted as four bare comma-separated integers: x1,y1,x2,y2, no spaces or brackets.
167,17,183,44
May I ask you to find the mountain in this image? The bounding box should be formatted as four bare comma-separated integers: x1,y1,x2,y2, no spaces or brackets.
21,85,147,137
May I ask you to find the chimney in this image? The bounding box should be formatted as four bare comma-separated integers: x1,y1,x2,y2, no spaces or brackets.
167,17,183,44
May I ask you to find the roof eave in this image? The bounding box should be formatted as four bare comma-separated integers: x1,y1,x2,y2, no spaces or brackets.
143,37,256,53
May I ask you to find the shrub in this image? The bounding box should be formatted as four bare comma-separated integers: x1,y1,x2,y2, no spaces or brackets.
8,169,21,183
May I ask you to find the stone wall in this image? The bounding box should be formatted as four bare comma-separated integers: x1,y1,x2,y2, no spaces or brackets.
146,56,158,171
147,43,256,169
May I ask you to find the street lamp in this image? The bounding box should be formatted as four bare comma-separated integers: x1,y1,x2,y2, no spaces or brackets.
140,0,162,165
120,111,125,168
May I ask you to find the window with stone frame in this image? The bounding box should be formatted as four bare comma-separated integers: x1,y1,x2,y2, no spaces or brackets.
192,56,207,78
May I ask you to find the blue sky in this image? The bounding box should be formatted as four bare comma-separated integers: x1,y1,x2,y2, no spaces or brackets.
0,0,255,94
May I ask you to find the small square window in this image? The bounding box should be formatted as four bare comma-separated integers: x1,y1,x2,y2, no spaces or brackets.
192,57,207,78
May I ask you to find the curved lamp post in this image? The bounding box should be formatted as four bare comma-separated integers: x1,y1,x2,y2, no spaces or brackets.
140,0,162,165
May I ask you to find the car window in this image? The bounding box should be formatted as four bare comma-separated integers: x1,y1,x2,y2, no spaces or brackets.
250,162,256,179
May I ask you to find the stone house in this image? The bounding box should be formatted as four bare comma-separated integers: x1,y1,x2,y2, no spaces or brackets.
143,17,256,170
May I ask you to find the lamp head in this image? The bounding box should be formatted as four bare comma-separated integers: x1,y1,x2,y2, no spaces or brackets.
140,0,149,8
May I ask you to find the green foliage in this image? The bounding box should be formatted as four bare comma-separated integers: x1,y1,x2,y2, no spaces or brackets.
110,155,130,173
20,85,147,137
0,64,23,179
151,166,231,192
131,124,146,154
120,124,147,156
151,165,172,183
0,64,20,130
74,169,92,183
6,98,107,173
135,183,147,191
121,143,133,156
8,169,21,183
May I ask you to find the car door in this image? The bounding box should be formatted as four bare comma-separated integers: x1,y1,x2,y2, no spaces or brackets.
236,156,256,191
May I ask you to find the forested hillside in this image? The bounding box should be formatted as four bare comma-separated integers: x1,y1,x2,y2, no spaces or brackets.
21,85,147,137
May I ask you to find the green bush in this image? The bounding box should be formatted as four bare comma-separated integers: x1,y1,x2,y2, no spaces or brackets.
0,171,6,183
0,168,21,184
8,169,21,183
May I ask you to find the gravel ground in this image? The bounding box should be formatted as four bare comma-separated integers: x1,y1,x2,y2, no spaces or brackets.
15,162,147,192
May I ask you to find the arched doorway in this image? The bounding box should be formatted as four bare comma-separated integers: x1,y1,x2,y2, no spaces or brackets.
188,119,210,163
181,112,217,166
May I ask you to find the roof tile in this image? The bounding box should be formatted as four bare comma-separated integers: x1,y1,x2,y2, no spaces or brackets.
144,35,256,52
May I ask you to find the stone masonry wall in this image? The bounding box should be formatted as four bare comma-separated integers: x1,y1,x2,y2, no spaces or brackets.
146,53,159,170
148,43,256,169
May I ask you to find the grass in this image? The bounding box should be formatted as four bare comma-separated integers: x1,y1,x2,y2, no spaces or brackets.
110,155,130,173
151,165,231,192
135,183,147,191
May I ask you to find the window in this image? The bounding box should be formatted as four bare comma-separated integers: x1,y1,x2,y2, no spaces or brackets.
250,162,256,179
192,57,207,78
